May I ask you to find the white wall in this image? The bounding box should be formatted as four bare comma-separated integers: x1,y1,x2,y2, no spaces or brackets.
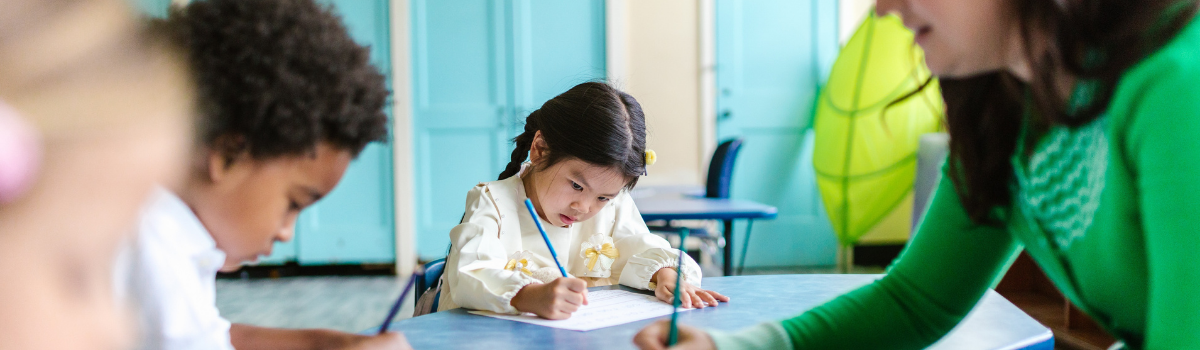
839,0,875,44
609,0,706,186
390,0,416,276
608,0,874,187
840,0,878,43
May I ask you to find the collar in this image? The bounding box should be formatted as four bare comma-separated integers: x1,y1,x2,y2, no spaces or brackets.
143,187,227,270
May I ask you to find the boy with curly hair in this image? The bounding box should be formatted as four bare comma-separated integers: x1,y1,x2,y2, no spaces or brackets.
116,0,410,349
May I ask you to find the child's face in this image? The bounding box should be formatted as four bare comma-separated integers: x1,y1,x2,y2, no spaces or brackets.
876,0,1018,78
189,142,353,271
525,133,628,227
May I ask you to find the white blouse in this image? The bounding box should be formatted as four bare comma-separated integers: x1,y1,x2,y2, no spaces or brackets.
113,188,234,350
438,166,702,314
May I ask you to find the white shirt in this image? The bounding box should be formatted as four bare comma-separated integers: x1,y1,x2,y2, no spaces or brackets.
439,164,702,313
115,188,234,350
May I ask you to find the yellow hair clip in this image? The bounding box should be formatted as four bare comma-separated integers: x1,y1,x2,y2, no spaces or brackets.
644,149,657,166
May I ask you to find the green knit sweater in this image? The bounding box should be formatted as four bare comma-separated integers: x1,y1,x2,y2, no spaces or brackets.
709,15,1200,350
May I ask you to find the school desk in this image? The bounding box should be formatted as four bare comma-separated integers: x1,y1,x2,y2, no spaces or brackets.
377,274,1054,350
631,186,778,276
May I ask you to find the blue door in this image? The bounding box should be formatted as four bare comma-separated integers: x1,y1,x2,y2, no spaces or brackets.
412,0,605,260
715,0,839,267
263,0,396,265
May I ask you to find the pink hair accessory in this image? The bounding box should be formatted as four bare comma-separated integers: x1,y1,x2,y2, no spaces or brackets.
0,101,40,203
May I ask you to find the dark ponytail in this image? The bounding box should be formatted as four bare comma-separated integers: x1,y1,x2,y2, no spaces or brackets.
497,82,648,189
498,113,539,180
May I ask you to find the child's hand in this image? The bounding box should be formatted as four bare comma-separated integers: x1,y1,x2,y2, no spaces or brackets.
340,332,412,350
510,277,589,319
632,320,716,350
653,267,729,308
232,326,411,350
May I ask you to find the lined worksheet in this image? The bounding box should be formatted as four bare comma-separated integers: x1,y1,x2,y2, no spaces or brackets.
467,290,690,331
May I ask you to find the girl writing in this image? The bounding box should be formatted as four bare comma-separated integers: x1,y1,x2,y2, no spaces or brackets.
440,82,729,319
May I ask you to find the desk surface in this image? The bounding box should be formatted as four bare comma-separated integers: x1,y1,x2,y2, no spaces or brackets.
631,186,778,221
383,275,1053,350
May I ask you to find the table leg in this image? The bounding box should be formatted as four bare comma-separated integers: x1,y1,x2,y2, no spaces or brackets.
723,219,733,276
737,220,754,276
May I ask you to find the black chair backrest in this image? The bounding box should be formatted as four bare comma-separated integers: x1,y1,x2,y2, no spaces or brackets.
705,138,744,199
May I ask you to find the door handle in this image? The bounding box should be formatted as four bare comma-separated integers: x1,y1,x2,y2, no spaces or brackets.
719,110,732,121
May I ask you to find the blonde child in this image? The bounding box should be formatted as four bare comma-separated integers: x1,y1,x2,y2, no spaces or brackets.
0,0,192,349
440,82,729,319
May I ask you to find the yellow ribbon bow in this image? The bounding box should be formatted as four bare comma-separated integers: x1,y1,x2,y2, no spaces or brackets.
504,258,532,275
584,243,619,272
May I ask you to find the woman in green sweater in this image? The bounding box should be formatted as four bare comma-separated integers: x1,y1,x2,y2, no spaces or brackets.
635,0,1200,349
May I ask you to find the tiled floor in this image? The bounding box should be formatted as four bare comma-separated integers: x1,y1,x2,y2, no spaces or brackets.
214,264,885,332
216,276,413,333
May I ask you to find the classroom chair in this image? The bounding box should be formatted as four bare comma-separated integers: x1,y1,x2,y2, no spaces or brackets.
646,138,749,274
912,133,948,229
413,258,445,316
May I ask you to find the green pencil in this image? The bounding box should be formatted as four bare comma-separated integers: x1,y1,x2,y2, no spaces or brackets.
667,228,689,346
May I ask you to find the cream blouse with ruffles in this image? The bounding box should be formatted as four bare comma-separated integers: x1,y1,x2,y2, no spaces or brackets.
438,164,702,314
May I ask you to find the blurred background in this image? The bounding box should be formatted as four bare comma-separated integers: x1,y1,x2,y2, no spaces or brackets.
134,0,877,276
134,0,885,330
133,0,935,337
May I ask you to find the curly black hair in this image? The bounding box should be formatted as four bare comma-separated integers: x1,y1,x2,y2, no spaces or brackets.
157,0,389,159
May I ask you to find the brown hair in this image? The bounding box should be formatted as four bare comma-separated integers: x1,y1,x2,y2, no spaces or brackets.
939,0,1198,224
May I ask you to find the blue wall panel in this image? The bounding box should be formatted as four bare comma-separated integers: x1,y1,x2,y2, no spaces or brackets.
412,0,511,259
413,0,606,260
517,0,607,112
716,0,840,268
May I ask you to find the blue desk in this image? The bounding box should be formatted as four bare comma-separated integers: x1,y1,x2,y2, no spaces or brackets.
632,186,777,276
382,275,1054,350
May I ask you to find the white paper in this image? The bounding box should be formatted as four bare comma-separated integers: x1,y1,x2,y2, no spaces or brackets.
467,289,689,331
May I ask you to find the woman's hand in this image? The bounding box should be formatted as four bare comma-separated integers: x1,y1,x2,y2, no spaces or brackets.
633,320,716,350
339,332,413,350
653,267,730,308
510,277,589,319
229,324,412,350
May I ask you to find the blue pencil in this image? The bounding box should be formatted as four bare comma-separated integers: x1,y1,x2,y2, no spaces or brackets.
667,228,690,346
378,269,421,334
524,198,568,277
